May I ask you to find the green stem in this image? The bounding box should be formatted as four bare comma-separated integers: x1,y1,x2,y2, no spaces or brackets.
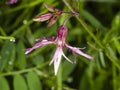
76,16,103,48
62,0,120,71
105,52,120,70
62,0,103,49
0,36,15,40
4,0,43,13
0,62,49,77
0,27,7,36
11,20,33,36
112,65,117,90
57,64,62,90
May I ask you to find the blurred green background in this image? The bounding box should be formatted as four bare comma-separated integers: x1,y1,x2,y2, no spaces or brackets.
0,0,120,90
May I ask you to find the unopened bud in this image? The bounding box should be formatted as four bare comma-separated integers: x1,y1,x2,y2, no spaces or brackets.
33,13,52,22
44,3,55,12
47,15,58,27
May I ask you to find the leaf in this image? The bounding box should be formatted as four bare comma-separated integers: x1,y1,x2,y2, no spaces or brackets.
14,75,28,90
79,73,91,90
112,37,120,54
62,57,76,79
79,63,94,90
106,46,118,60
81,9,106,31
111,12,120,30
32,55,44,66
5,43,16,71
0,77,10,90
27,71,42,90
26,28,35,45
16,40,26,69
0,41,15,71
93,74,108,90
98,51,106,68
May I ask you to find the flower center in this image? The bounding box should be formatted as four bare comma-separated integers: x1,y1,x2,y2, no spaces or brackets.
57,25,68,40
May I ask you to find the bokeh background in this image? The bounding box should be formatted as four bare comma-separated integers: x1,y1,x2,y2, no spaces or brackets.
0,0,120,90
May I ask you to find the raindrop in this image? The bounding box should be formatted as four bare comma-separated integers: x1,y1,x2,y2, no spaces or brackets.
10,39,15,42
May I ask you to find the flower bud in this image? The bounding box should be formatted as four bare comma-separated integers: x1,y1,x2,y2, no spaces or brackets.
44,3,55,12
33,13,52,22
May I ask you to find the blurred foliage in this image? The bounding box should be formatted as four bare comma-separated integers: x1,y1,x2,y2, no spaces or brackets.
0,0,120,90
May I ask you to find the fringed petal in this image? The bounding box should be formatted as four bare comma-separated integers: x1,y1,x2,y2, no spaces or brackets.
25,40,53,54
62,52,73,64
50,46,63,75
65,43,93,60
74,48,93,60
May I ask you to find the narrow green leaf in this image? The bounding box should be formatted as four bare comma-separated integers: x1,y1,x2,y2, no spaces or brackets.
81,9,106,31
79,63,94,90
99,51,106,68
112,37,120,54
79,72,92,90
14,74,28,90
27,71,42,90
96,52,101,69
26,28,35,45
0,41,15,71
111,12,120,30
0,77,10,90
107,46,118,60
5,43,16,71
93,74,108,90
62,58,76,78
16,40,26,69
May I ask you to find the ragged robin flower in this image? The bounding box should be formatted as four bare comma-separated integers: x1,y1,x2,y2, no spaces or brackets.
25,25,93,75
33,4,63,27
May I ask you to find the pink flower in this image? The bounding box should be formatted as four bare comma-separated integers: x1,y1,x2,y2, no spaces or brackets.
6,0,17,4
33,13,52,22
25,25,93,75
33,4,63,27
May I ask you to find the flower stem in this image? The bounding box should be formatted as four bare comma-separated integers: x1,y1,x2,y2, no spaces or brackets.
57,64,62,90
62,0,103,49
0,36,15,40
0,62,49,77
76,16,103,48
112,64,117,90
62,0,120,72
63,16,72,25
